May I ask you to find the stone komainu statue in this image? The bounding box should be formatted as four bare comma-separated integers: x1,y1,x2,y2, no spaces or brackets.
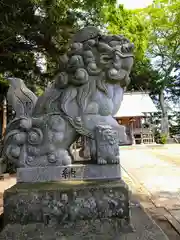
2,26,134,168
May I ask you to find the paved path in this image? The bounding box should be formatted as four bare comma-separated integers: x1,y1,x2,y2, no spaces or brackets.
121,148,180,234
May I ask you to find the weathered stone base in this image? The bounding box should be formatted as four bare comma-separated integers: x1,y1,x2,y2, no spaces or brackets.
0,206,169,240
17,164,121,182
3,180,130,228
0,157,6,175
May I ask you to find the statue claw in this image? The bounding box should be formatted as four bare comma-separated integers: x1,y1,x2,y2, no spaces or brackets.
110,157,120,164
97,157,107,165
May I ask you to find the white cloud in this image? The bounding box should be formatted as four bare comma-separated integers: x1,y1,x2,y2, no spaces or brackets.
117,0,153,9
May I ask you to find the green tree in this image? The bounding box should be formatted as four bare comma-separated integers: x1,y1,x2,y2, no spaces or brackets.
103,4,157,92
143,0,180,136
128,59,161,92
103,3,163,101
0,0,115,95
104,4,150,60
105,1,180,137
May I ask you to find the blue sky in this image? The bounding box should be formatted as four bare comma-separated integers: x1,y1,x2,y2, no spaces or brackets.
117,0,153,9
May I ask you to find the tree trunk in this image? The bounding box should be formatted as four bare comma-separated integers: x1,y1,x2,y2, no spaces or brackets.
159,89,169,137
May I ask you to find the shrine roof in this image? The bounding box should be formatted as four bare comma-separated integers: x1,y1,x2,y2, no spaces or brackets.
114,91,158,118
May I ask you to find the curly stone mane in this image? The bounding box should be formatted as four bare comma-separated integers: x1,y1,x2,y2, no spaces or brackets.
33,26,134,129
50,27,134,117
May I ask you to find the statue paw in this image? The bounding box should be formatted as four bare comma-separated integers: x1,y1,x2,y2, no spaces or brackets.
113,157,120,164
109,157,120,164
54,149,72,166
97,157,107,165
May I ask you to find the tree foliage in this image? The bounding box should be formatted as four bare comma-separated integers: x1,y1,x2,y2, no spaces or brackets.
0,0,115,94
105,0,180,136
104,4,150,60
103,4,157,96
143,0,180,135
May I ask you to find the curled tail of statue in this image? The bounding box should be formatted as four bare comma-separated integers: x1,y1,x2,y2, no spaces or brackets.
2,78,38,168
7,78,38,118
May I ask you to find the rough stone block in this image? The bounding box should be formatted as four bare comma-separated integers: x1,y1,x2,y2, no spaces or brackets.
0,206,169,240
17,164,121,183
0,158,6,175
3,180,130,230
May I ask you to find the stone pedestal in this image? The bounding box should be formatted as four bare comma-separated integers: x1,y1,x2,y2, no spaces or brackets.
0,157,6,175
17,164,121,182
0,180,170,239
3,180,131,231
